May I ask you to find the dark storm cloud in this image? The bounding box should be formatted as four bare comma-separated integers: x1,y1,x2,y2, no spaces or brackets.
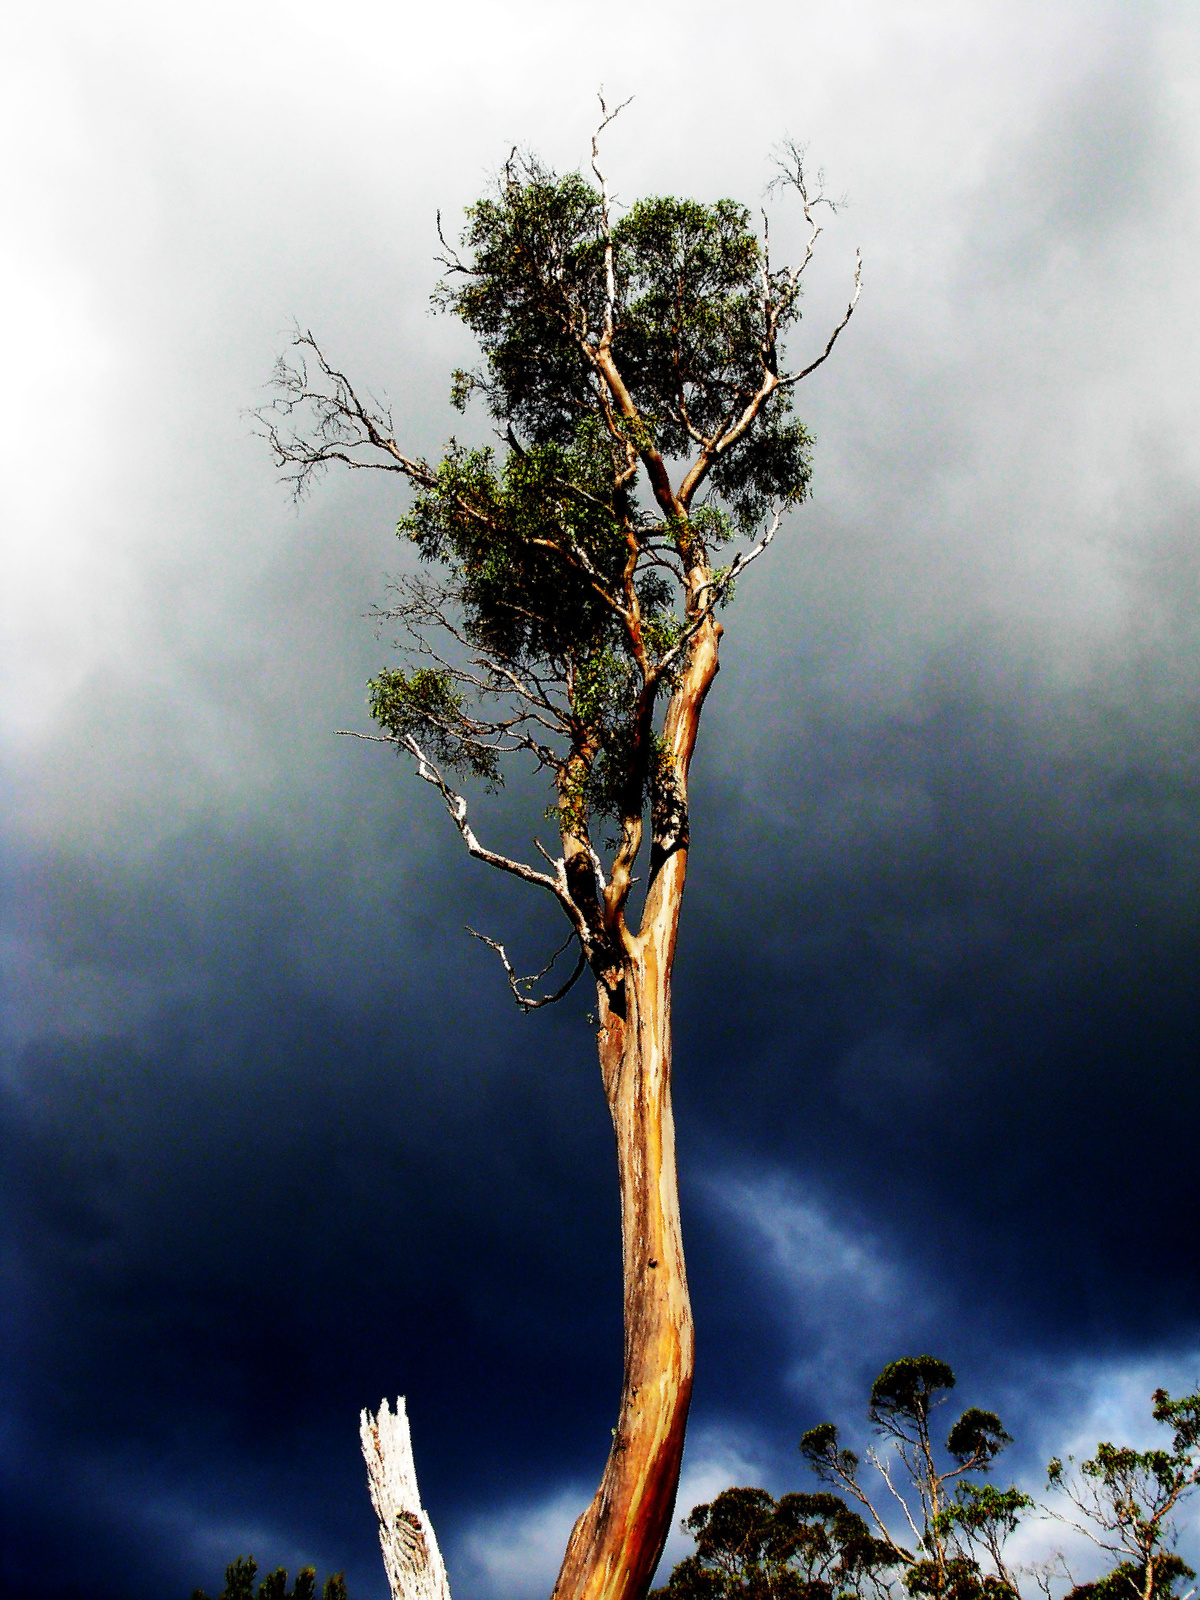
4,1,1200,1597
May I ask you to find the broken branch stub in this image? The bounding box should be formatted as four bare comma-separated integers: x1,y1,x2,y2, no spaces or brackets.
360,1398,452,1600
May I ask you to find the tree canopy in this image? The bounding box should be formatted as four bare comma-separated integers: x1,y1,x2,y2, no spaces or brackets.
658,1361,1200,1600
259,122,859,1005
191,1555,347,1600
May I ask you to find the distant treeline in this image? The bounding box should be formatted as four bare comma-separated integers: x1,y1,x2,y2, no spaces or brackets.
650,1357,1200,1600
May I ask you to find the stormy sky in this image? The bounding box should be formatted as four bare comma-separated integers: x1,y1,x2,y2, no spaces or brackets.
4,2,1200,1596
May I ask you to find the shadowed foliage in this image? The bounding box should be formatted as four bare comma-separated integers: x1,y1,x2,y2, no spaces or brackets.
190,1555,347,1600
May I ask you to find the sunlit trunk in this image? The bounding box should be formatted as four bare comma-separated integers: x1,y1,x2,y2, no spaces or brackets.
550,610,719,1600
549,941,694,1600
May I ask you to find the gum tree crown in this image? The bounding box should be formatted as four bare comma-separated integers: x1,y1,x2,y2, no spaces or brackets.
258,108,859,1004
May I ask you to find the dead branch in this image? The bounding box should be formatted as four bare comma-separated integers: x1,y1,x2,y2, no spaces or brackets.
401,735,593,951
251,328,435,499
868,1444,925,1549
466,926,588,1011
780,250,863,388
591,90,633,350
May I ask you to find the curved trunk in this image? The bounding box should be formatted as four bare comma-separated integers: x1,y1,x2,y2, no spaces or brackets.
550,610,719,1600
550,940,694,1600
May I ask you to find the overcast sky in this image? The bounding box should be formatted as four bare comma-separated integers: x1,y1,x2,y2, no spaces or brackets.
4,3,1200,1598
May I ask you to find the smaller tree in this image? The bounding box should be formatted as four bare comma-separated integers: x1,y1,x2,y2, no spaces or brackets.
1047,1386,1200,1600
657,1365,1200,1600
192,1556,348,1600
648,1484,898,1600
799,1356,1028,1600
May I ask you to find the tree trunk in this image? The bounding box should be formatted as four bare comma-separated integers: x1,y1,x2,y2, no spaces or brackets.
550,936,694,1600
550,609,718,1600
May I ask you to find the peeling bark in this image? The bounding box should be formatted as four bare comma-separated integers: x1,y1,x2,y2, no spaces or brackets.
550,950,694,1600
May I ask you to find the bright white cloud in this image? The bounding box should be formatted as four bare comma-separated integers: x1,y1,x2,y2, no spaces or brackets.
701,1169,934,1402
657,1421,776,1577
451,1419,772,1600
456,1482,589,1600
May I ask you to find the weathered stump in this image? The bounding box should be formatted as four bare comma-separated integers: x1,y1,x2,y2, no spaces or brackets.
360,1398,452,1600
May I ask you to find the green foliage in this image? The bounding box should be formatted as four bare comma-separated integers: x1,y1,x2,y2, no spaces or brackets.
361,147,827,850
868,1358,957,1433
801,1422,863,1488
441,163,813,529
218,1556,257,1600
945,1413,1011,1469
1048,1385,1200,1600
190,1556,346,1600
1152,1386,1200,1455
936,1483,1031,1547
649,1484,899,1600
1064,1556,1197,1600
903,1557,1018,1600
369,665,500,786
397,426,626,665
439,161,608,444
383,415,684,816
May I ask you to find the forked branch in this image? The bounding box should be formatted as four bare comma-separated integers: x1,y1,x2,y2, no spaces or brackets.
467,926,587,1012
653,503,787,680
780,249,863,389
401,735,597,963
253,328,434,498
405,735,558,888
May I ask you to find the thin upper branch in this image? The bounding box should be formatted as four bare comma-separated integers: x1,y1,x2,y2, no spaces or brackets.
779,250,863,389
590,90,632,350
252,328,438,499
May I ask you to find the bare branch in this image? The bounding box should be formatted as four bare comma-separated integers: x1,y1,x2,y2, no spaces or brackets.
766,137,846,218
402,734,581,912
591,90,633,349
434,208,468,276
814,1444,914,1563
780,251,863,389
251,328,436,499
467,926,587,1012
868,1445,924,1549
673,143,858,509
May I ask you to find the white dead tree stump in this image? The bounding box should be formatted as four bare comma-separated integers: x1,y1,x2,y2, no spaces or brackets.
360,1398,452,1600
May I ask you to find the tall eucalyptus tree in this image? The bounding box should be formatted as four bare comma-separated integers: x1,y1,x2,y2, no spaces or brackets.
260,104,860,1600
